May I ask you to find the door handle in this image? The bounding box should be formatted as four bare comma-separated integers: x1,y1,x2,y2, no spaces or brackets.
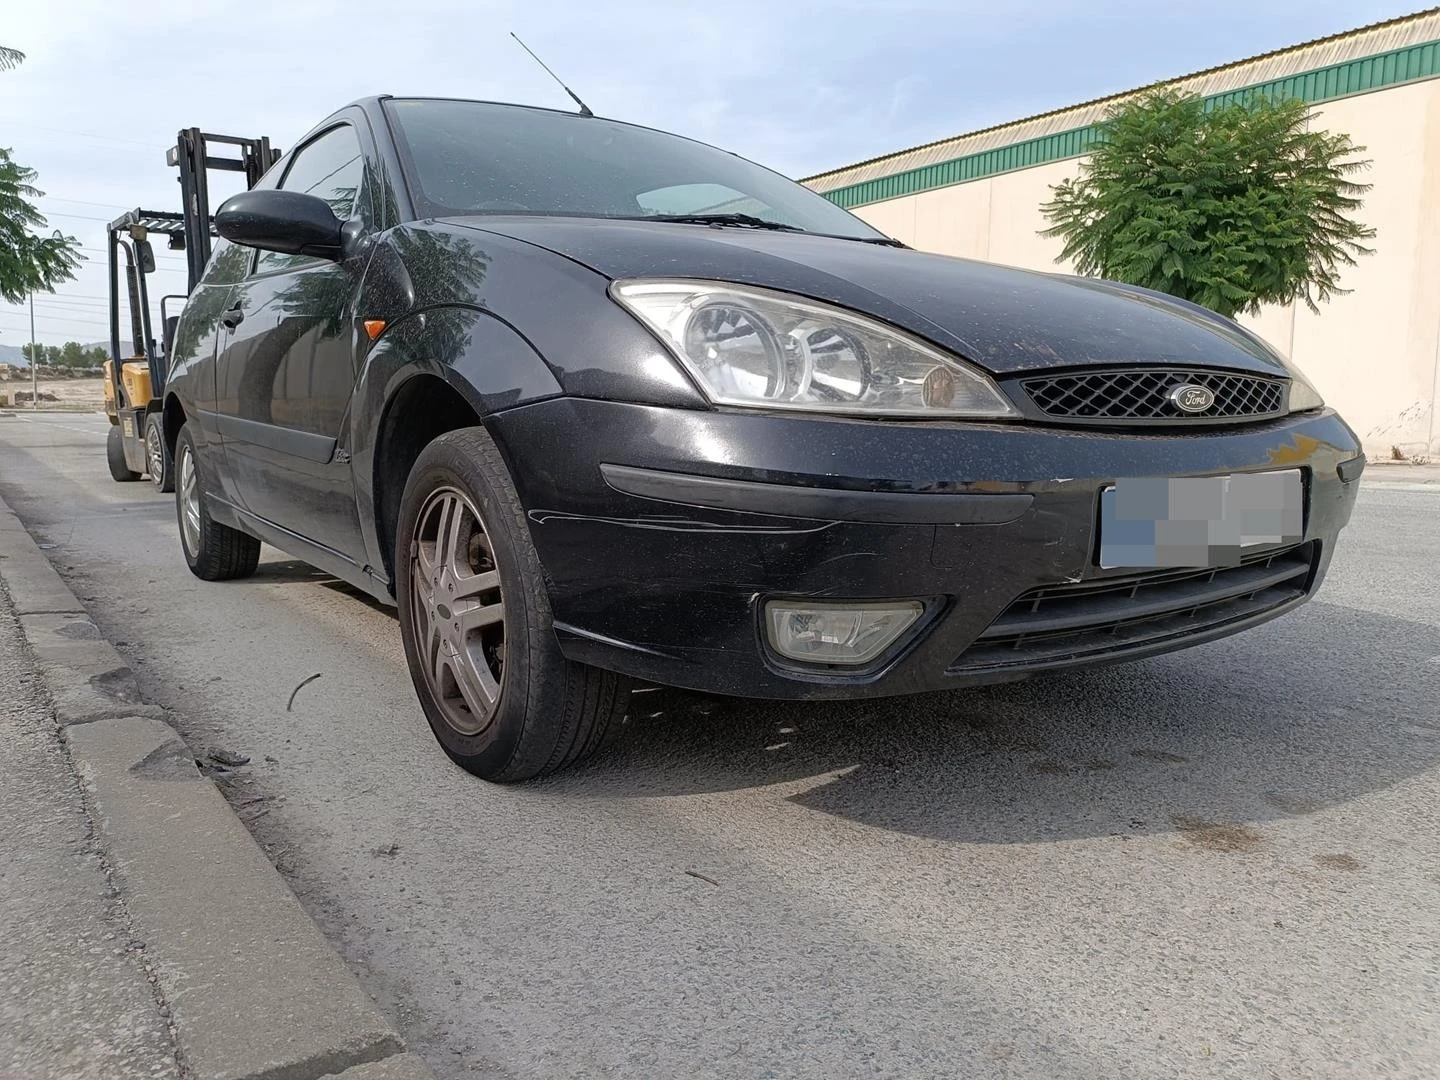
220,303,245,329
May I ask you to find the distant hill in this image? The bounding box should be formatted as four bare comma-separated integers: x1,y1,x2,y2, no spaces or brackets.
0,341,112,368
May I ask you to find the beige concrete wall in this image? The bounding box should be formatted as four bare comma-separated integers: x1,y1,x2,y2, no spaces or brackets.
849,80,1440,460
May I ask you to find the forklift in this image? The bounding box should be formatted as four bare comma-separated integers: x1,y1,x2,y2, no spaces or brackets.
105,129,279,490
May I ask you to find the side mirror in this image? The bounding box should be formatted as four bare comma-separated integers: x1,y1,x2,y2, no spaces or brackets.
135,237,157,274
215,189,345,261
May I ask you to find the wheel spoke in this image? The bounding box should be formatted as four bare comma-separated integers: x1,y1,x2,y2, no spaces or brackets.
411,558,435,607
456,598,505,633
429,631,444,686
442,496,470,581
415,497,449,580
451,568,499,602
449,645,500,717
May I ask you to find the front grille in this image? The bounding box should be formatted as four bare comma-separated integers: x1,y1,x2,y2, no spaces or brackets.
1019,368,1286,424
951,542,1316,673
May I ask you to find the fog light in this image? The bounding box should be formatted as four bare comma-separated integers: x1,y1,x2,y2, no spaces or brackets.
764,600,923,665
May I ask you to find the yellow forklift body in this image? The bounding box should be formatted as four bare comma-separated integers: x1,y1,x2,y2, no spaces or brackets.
120,361,153,409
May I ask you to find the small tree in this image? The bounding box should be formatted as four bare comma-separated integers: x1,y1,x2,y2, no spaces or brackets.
0,48,84,303
1040,89,1375,318
0,150,84,303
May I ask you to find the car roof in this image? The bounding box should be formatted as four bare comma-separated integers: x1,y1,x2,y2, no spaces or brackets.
332,95,748,160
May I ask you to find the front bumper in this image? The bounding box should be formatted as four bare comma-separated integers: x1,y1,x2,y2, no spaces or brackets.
486,399,1362,699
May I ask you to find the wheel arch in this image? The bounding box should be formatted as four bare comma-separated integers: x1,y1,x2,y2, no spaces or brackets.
371,373,482,591
162,392,188,456
354,305,565,596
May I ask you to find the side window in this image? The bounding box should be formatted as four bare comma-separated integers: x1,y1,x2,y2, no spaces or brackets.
254,125,367,275
205,238,253,288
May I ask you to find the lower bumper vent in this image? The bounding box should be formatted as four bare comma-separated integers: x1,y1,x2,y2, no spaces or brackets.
951,542,1317,672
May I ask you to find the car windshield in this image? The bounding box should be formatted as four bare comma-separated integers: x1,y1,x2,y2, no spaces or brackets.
385,98,888,241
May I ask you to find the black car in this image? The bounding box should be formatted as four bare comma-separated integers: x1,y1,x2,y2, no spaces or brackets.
164,95,1363,782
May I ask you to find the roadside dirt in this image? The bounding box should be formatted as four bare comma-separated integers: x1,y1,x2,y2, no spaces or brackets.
0,377,105,411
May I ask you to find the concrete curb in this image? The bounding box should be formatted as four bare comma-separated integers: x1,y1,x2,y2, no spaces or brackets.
0,495,433,1080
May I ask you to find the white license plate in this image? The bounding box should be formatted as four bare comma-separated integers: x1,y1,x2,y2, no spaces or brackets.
1098,470,1304,568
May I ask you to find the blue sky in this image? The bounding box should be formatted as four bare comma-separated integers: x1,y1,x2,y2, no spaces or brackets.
0,0,1420,349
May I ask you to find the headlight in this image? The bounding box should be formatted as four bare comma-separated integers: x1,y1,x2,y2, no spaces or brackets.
1286,367,1325,413
1235,323,1324,414
611,280,1017,418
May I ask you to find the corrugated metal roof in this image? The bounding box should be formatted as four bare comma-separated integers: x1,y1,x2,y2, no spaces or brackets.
804,7,1440,192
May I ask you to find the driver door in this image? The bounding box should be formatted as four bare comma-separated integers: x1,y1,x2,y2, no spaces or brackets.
213,120,373,562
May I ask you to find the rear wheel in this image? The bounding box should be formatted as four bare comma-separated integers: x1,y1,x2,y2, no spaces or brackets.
106,424,140,482
174,423,260,581
145,414,174,493
395,428,631,783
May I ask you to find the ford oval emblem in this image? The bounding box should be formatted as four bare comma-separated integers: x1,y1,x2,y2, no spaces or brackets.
1168,383,1216,414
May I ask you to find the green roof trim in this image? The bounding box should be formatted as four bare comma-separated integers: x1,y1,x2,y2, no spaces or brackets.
818,38,1440,210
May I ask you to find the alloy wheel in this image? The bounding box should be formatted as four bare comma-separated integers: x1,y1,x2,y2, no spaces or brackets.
178,447,201,556
409,486,506,736
147,422,166,489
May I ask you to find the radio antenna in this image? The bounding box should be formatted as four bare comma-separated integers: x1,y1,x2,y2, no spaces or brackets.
510,33,594,118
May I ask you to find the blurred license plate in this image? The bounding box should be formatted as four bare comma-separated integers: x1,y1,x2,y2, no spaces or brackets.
1098,470,1303,568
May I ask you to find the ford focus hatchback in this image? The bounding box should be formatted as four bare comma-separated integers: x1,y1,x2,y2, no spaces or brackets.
163,96,1363,781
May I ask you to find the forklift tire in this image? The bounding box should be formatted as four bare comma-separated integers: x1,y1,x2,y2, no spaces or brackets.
145,414,174,493
174,424,261,581
107,425,141,482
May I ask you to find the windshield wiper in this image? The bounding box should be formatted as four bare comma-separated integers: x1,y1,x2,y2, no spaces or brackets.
632,212,906,246
637,213,806,232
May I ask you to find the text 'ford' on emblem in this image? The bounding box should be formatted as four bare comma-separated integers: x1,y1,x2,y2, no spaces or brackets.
1168,383,1216,414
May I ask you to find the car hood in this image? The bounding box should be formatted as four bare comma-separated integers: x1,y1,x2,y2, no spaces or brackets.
447,216,1288,378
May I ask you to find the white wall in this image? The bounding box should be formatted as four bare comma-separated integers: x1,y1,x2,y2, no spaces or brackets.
849,79,1440,460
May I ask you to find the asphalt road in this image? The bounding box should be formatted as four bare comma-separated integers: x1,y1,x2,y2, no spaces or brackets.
2,410,1437,1080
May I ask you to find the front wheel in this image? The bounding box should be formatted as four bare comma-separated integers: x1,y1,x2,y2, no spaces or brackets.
145,414,174,493
395,428,631,783
106,424,140,482
174,423,260,581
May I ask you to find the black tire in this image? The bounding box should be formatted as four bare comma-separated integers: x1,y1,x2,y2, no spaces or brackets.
106,424,141,482
145,414,174,493
174,423,260,581
396,427,631,783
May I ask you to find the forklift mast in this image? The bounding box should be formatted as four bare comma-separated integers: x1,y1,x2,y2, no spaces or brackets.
107,130,280,407
166,130,280,291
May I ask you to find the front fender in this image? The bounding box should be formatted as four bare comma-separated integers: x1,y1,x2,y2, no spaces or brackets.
350,304,564,586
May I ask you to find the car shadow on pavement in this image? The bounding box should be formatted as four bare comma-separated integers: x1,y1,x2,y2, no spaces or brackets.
251,559,340,584
251,558,393,612
547,601,1440,844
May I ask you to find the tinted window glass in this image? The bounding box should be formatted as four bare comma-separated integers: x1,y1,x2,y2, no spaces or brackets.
256,125,366,274
386,99,885,240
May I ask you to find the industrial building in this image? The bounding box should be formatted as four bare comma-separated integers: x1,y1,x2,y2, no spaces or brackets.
804,9,1440,460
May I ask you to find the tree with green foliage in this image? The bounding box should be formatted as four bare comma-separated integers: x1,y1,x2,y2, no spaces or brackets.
1040,89,1375,319
21,341,105,369
22,342,58,367
0,46,84,304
